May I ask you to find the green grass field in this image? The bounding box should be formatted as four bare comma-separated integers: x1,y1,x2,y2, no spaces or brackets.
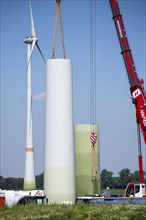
0,203,146,220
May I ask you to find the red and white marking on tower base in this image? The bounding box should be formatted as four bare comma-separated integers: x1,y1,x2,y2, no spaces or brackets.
90,132,97,145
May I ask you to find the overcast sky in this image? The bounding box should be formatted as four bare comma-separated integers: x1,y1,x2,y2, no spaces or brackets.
1,0,146,178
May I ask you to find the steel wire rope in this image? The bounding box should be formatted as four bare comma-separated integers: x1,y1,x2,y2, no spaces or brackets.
94,1,97,129
90,0,97,132
90,0,97,182
90,0,93,130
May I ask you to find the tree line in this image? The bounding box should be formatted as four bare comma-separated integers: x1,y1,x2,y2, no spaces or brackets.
0,173,43,190
101,168,146,189
0,169,145,190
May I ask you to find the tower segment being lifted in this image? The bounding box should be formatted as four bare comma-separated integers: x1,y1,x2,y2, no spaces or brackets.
44,0,75,203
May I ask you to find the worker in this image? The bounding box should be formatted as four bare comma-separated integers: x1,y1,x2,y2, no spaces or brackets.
104,186,111,198
36,191,40,196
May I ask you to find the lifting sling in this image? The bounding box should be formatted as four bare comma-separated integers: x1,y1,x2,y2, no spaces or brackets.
52,0,66,59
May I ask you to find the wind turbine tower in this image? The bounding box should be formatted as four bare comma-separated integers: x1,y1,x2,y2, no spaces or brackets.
23,0,45,191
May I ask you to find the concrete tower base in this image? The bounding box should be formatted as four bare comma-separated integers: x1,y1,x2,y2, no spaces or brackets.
24,148,36,191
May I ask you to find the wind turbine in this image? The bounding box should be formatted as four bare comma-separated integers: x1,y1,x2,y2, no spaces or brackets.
23,0,45,191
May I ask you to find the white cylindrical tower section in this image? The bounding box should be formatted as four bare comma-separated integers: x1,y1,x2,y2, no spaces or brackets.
44,59,75,203
24,43,36,190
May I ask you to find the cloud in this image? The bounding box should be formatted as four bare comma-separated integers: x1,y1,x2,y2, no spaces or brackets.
33,92,45,101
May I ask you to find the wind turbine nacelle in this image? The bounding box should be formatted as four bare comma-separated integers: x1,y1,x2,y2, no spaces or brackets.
24,36,37,44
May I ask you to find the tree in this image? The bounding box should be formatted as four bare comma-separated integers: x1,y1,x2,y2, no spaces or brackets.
112,176,121,189
36,172,44,189
101,169,113,189
131,170,139,183
118,168,131,189
0,176,23,190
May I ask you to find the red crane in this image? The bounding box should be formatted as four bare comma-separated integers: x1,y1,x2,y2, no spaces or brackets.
109,0,146,184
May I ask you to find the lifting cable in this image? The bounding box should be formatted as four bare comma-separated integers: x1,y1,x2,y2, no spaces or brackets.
90,0,97,181
52,0,66,59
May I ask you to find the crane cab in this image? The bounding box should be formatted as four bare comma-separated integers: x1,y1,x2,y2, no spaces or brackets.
124,183,146,198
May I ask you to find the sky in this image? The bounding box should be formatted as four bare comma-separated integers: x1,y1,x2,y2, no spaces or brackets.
0,0,146,178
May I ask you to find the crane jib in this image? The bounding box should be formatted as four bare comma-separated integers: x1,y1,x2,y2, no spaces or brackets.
113,15,139,86
110,0,146,145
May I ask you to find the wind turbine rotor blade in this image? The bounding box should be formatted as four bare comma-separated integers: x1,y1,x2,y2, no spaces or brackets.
29,0,36,37
27,40,36,70
36,41,46,63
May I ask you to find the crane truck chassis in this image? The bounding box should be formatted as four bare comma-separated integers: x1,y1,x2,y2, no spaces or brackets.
77,183,146,205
